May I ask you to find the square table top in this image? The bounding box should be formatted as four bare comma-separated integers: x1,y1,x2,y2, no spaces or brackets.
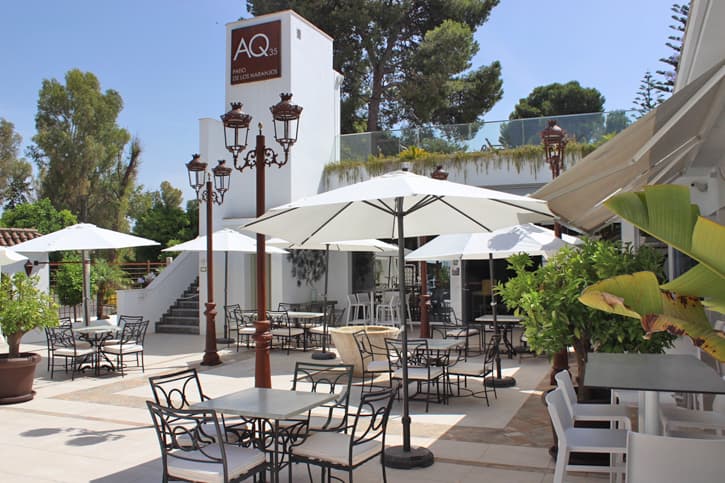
473,314,521,324
286,311,325,319
72,325,118,334
191,387,337,420
584,352,725,394
392,338,462,351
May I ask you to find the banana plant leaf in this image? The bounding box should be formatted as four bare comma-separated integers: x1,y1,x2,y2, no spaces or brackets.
605,185,725,312
580,272,725,361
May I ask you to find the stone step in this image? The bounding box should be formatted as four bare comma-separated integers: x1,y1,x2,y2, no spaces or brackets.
166,307,198,317
155,323,199,334
160,315,199,325
175,301,199,310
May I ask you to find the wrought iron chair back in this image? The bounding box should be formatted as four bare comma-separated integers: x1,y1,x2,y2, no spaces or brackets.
149,368,208,409
291,362,354,432
146,401,266,483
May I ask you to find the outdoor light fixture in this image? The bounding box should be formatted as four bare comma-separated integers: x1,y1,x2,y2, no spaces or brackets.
24,260,34,276
540,119,569,380
185,154,232,366
541,119,568,178
221,102,252,163
221,93,303,388
431,164,449,180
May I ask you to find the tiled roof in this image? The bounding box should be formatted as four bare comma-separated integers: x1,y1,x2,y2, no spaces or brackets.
0,227,42,247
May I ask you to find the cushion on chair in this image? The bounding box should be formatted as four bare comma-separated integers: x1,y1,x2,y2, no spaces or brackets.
448,361,487,377
309,326,327,335
102,343,144,354
394,367,444,381
445,328,479,338
292,431,380,466
167,445,265,483
367,360,391,373
270,328,305,337
238,327,256,335
54,347,95,357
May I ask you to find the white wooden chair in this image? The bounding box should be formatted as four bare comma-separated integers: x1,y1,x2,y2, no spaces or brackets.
555,370,631,429
626,431,725,483
546,388,627,483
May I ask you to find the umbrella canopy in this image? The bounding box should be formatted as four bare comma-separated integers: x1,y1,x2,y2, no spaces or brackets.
0,247,28,267
163,229,288,254
267,237,402,256
245,169,554,459
12,223,159,325
406,224,581,261
11,223,159,252
245,170,553,244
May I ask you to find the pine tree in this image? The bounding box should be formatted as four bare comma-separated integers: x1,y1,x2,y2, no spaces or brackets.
633,71,665,118
655,3,689,94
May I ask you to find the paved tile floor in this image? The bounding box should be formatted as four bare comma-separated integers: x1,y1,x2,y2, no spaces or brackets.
1,332,606,482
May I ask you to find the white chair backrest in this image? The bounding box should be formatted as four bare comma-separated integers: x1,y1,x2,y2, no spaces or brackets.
357,292,370,304
626,431,725,483
554,370,578,415
545,388,572,445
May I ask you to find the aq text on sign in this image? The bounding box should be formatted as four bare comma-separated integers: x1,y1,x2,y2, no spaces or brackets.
231,21,281,85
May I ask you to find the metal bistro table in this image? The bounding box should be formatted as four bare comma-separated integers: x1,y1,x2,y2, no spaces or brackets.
192,387,336,483
584,352,725,434
473,314,521,357
72,325,119,376
286,311,326,355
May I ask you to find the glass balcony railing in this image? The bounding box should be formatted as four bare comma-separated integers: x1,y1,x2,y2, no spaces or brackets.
338,110,638,162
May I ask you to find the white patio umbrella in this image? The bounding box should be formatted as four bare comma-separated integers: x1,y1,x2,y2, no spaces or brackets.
406,223,581,384
0,246,28,267
12,223,159,325
267,237,403,359
245,169,554,467
405,223,581,262
164,228,288,342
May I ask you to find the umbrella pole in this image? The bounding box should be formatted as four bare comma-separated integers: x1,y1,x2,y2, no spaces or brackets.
484,252,516,388
384,198,434,469
217,251,234,345
312,244,335,360
82,250,91,326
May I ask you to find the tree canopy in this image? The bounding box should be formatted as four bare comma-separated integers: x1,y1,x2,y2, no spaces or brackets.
0,118,33,209
28,69,138,228
247,0,503,132
131,181,197,261
0,198,77,234
656,3,689,94
499,81,606,146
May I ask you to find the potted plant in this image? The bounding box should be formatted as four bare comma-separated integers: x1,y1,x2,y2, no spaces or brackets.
0,272,59,404
579,184,725,361
497,238,674,397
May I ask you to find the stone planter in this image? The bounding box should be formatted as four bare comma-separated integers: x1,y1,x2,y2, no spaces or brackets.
0,352,42,404
329,325,400,376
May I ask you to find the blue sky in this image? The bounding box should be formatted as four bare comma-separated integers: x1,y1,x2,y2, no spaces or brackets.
1,1,674,202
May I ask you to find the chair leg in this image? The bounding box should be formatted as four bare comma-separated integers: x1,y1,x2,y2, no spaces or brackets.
553,448,568,483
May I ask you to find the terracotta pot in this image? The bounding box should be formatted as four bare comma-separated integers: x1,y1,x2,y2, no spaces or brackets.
329,325,400,376
0,352,42,404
